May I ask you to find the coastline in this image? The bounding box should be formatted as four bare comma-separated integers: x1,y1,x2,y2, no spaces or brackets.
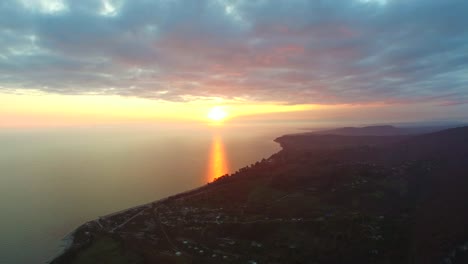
50,138,285,263
49,126,468,263
46,226,76,263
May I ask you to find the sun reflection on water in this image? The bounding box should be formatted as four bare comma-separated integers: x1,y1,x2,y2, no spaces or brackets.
207,134,229,182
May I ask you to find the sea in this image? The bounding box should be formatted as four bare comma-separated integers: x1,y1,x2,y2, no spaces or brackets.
0,123,304,264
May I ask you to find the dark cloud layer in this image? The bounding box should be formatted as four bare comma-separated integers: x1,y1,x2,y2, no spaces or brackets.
0,0,467,105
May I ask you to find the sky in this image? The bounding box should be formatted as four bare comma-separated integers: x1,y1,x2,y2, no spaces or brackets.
1,0,467,127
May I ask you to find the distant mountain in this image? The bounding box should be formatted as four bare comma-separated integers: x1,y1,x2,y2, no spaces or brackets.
52,126,468,264
274,133,409,151
311,125,455,136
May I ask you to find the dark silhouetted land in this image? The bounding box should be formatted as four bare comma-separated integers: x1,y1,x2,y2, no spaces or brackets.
52,126,468,264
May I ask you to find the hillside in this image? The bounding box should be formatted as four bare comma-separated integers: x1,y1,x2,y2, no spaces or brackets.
52,127,468,264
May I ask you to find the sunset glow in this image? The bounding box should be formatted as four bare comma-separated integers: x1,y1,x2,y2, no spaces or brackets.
0,91,327,128
207,134,229,182
0,0,466,129
207,106,228,122
3,89,464,128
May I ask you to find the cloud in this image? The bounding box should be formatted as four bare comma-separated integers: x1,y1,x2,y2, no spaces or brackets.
0,0,467,105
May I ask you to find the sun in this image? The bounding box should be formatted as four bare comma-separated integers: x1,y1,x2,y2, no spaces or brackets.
207,106,228,122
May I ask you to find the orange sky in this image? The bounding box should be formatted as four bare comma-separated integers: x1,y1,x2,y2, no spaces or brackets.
1,91,467,128
0,91,323,128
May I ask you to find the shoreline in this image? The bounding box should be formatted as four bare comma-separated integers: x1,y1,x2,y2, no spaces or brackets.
49,126,468,263
49,137,285,263
46,227,76,264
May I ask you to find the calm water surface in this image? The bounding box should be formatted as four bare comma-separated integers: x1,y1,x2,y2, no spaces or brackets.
0,124,300,264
